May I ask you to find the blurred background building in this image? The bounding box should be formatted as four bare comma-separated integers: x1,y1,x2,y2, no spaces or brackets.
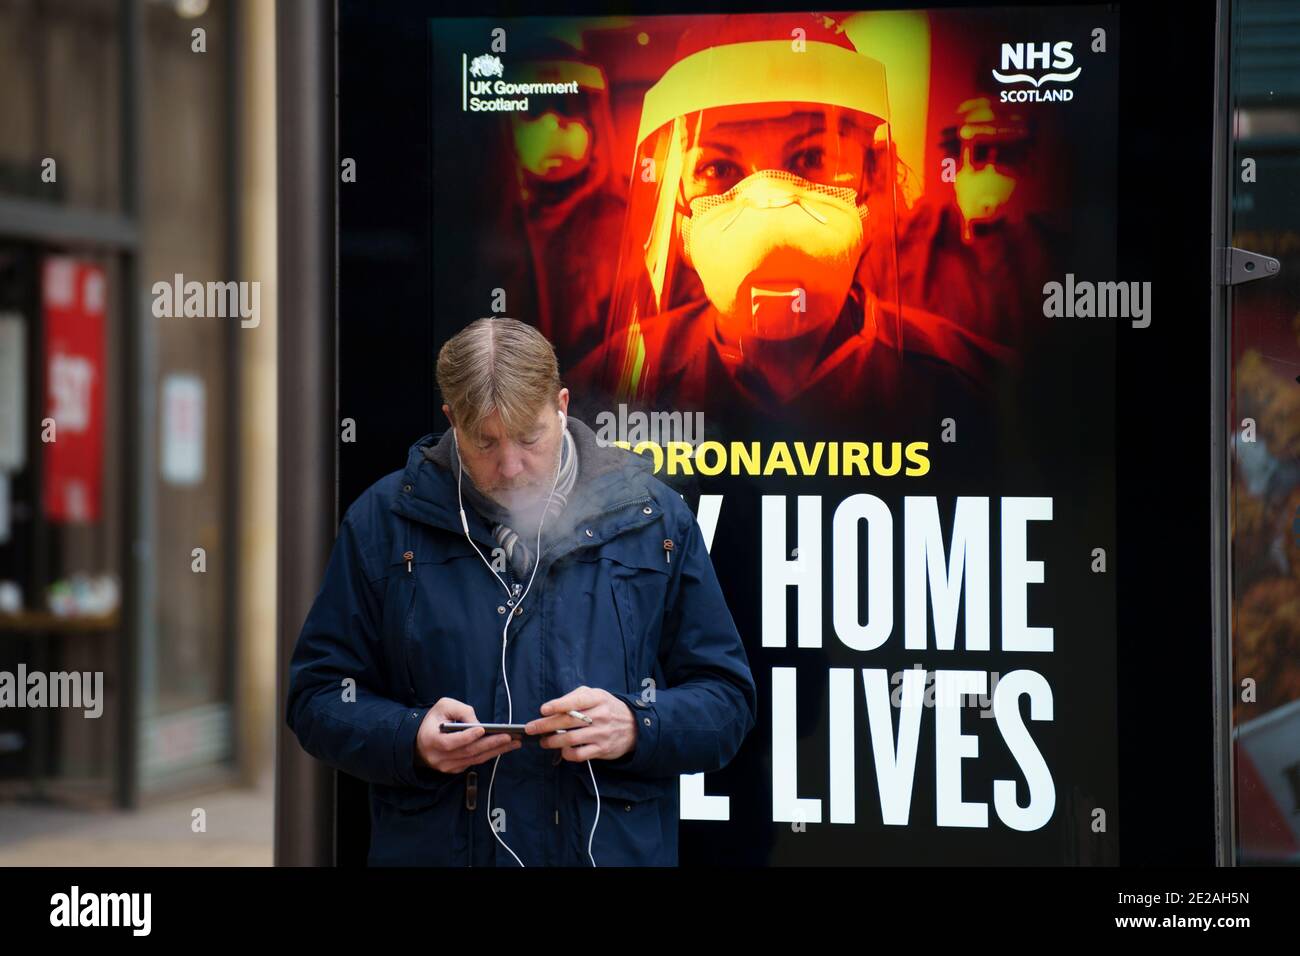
0,0,275,864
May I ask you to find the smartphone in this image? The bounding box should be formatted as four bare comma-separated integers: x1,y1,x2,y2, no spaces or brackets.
439,722,531,737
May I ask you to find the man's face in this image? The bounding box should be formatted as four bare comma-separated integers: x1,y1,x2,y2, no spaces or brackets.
445,389,569,512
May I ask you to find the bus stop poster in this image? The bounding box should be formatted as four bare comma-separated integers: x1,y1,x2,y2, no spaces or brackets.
429,7,1121,865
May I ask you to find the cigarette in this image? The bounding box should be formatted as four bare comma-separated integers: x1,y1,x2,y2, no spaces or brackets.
567,709,593,724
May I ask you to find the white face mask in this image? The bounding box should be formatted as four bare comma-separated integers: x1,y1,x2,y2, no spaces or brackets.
681,168,869,341
954,160,1017,228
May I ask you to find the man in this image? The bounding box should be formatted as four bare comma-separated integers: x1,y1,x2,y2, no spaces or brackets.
285,318,757,866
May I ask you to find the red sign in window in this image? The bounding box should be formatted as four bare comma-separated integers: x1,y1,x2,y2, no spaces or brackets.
42,257,105,523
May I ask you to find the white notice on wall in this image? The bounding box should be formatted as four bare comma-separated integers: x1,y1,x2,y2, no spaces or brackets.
161,373,205,486
0,315,26,471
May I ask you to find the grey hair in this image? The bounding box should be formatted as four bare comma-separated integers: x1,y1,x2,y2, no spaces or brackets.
436,317,563,444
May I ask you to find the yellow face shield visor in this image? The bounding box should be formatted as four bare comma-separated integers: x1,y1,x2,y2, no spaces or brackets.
603,40,898,401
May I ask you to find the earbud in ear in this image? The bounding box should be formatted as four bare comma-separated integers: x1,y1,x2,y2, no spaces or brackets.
558,409,567,426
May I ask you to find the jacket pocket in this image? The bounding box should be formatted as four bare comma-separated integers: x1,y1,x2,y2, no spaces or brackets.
372,776,460,814
568,535,672,697
573,767,671,866
577,766,665,805
368,778,466,866
400,581,420,700
610,570,671,697
600,531,673,694
390,531,483,705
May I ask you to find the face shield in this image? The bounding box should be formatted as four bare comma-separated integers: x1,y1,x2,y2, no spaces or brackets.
600,40,900,404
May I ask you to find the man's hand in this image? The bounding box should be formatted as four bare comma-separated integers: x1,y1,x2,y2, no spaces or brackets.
525,686,637,762
416,697,521,774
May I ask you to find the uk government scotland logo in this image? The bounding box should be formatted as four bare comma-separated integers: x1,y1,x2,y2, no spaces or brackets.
461,52,581,112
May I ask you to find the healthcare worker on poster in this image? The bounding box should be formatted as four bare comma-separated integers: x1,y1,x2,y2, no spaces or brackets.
505,38,626,369
887,96,1064,352
571,14,1015,434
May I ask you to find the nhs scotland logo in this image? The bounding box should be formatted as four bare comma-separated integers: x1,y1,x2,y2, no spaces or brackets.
992,42,1081,102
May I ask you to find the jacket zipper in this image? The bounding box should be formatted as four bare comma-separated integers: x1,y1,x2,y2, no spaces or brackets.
412,494,658,868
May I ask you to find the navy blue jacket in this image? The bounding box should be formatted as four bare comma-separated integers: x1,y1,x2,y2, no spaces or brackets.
285,419,757,866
